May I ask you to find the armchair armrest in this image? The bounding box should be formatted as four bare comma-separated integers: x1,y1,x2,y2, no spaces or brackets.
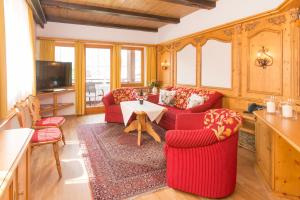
165,129,218,148
175,113,205,130
102,92,115,107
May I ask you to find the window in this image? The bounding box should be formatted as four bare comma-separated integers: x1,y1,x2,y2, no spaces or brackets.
121,48,143,84
4,0,34,109
55,45,75,83
85,47,111,108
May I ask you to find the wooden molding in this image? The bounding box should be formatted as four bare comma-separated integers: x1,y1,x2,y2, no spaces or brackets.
158,0,216,9
47,16,158,32
26,0,47,27
267,15,287,25
42,0,180,24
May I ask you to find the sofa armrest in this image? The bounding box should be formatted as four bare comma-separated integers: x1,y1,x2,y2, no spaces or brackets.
165,129,218,148
147,94,159,104
188,92,223,113
175,113,205,130
102,92,115,107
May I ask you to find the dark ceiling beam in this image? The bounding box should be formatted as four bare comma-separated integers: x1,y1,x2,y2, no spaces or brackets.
47,16,158,32
159,0,216,9
26,0,47,27
42,0,180,24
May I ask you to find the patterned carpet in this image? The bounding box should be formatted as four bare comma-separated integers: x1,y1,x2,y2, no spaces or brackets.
77,123,167,200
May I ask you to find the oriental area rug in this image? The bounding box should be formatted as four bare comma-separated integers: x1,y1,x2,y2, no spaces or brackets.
77,123,167,200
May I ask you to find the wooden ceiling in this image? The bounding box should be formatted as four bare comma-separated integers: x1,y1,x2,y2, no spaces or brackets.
29,0,217,32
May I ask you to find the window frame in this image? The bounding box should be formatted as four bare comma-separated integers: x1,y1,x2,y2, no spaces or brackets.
54,41,76,86
121,46,144,87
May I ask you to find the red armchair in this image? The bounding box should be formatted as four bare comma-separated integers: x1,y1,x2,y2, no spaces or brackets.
165,109,242,198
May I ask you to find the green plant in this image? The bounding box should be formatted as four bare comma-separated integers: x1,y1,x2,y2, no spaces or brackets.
149,80,160,88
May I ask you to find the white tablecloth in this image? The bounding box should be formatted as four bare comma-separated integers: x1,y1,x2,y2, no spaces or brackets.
120,101,166,125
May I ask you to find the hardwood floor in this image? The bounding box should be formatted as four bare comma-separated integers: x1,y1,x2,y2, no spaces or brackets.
31,114,296,200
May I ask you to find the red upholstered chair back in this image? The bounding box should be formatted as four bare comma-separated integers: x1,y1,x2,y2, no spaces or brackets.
203,108,242,141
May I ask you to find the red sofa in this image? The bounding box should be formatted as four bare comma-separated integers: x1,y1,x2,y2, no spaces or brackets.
103,87,223,129
165,109,242,198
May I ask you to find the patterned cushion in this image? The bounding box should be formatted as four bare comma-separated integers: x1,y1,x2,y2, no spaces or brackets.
35,117,65,127
159,89,176,106
171,87,194,109
187,94,205,109
203,109,242,141
192,88,215,101
170,87,216,109
32,128,62,143
112,88,135,104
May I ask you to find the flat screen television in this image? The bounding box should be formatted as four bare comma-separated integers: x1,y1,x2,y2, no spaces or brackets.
36,60,72,92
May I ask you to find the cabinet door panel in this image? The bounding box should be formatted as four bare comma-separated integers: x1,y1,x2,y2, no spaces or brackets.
255,119,273,187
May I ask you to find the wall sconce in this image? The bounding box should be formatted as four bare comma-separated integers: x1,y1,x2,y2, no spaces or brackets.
161,60,170,70
255,46,273,69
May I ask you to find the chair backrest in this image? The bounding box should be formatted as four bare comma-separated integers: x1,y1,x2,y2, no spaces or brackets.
28,95,41,122
95,84,104,96
0,109,21,131
86,82,96,93
203,109,242,141
15,100,33,128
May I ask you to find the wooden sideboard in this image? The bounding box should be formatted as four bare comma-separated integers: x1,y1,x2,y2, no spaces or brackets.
254,110,300,197
0,128,33,200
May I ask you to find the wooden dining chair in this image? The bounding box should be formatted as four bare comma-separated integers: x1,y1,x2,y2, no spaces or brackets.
15,100,63,178
28,95,66,145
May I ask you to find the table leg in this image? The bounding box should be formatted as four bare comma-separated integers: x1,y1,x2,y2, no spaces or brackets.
124,120,138,133
137,114,144,146
146,122,161,143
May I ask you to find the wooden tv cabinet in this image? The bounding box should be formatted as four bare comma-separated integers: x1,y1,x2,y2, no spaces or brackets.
37,88,75,116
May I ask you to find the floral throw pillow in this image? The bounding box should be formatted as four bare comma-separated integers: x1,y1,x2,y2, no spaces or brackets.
159,90,176,106
187,94,205,109
203,109,242,141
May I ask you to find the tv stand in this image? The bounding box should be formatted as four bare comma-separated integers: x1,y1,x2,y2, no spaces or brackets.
37,88,75,116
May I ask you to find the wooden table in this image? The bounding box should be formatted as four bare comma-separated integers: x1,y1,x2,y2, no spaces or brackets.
124,111,162,146
121,101,166,146
254,110,300,197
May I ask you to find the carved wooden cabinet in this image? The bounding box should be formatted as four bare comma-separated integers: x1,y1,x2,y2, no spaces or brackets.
254,110,300,197
255,118,274,188
0,128,33,200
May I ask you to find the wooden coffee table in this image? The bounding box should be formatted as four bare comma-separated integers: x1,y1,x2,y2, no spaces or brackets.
121,101,166,146
124,111,161,146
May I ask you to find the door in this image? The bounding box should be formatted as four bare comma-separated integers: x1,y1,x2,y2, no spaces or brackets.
85,45,112,114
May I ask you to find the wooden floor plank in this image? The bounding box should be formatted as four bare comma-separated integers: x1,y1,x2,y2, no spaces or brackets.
30,114,295,200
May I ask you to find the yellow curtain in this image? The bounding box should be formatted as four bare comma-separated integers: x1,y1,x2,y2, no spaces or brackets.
0,0,7,119
111,44,121,90
28,7,36,95
146,46,157,85
75,42,86,115
39,39,55,61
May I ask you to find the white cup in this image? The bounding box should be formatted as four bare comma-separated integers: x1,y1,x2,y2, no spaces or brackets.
282,104,293,118
266,101,276,113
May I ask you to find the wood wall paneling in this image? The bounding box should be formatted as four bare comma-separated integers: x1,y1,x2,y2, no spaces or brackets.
157,46,173,87
157,4,300,112
246,29,283,96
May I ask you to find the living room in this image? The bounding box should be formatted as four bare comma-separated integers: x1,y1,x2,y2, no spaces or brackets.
0,0,300,200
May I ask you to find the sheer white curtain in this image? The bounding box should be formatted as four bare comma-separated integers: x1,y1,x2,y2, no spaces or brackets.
4,0,34,109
